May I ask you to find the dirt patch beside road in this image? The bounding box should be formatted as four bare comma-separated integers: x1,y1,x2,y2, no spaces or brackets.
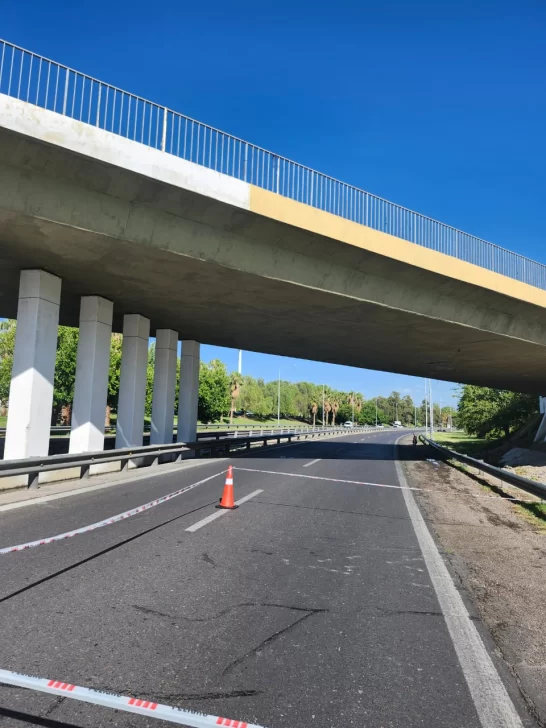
404,453,546,726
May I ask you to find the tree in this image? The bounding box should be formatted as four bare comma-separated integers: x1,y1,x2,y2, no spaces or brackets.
441,406,457,428
330,394,340,425
144,343,156,420
457,385,537,439
0,320,16,414
106,333,123,426
387,391,402,422
229,372,243,424
309,401,318,427
198,359,230,423
324,398,332,426
52,327,79,425
239,375,270,419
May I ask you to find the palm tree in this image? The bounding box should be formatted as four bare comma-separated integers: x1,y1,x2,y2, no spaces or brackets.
331,396,340,426
309,401,318,428
347,392,356,423
355,395,363,424
229,373,243,425
324,399,332,427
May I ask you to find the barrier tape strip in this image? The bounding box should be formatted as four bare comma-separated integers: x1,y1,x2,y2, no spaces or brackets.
0,470,225,555
0,668,266,728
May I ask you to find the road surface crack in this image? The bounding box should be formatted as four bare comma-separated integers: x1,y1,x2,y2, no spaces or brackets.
252,499,411,521
44,697,65,716
222,609,326,676
202,553,216,567
132,601,325,624
132,604,171,619
375,607,443,617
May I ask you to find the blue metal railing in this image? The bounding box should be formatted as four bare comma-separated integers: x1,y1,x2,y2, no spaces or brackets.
1,38,544,290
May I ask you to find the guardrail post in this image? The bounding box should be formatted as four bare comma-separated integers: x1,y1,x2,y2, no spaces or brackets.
28,471,40,489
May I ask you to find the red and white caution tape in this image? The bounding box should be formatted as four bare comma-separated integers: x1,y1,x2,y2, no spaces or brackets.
0,470,225,555
0,668,266,728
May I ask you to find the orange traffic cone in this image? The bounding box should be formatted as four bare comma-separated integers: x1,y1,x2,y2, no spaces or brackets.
217,465,238,509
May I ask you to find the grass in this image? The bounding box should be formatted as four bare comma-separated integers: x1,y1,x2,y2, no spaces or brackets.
430,430,491,457
0,416,6,428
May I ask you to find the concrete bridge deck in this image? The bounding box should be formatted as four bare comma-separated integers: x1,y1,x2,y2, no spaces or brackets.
1,91,546,393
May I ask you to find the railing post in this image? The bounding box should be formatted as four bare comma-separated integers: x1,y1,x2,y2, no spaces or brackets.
276,156,280,194
62,69,69,115
96,85,102,126
244,144,248,181
161,107,168,152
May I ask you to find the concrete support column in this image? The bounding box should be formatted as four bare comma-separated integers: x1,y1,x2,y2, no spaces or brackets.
69,296,113,454
4,270,61,460
150,329,178,445
177,340,200,443
115,314,150,449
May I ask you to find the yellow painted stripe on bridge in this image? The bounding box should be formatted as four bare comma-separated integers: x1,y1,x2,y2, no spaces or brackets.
249,185,546,310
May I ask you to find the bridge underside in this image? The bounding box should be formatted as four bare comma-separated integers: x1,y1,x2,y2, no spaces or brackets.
1,98,546,394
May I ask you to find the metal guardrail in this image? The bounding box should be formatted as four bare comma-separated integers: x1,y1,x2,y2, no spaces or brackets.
0,426,391,488
421,435,546,500
0,39,544,290
0,424,326,439
0,424,360,440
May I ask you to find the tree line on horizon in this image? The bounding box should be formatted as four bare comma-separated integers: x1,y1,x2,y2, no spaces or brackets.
0,321,459,428
7,320,538,438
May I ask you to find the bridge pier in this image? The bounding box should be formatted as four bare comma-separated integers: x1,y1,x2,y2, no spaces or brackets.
150,329,178,445
4,270,61,461
115,314,150,449
69,296,113,454
177,340,200,446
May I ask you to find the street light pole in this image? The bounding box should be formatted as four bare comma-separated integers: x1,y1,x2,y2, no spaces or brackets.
277,369,281,426
425,379,428,435
375,397,378,426
429,379,434,436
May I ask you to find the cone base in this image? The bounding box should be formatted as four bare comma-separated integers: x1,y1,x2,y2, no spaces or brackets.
216,504,239,510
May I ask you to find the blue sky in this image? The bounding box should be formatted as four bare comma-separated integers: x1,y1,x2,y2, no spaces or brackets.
2,0,544,405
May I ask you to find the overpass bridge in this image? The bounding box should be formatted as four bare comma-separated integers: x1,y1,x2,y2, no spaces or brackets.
1,38,546,464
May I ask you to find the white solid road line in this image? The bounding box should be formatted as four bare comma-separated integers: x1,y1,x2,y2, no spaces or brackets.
185,490,263,533
302,458,321,468
394,440,523,728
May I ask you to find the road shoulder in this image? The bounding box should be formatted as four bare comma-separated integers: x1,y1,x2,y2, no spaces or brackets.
403,453,546,726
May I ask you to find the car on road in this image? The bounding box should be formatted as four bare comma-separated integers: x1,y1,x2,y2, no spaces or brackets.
343,421,354,428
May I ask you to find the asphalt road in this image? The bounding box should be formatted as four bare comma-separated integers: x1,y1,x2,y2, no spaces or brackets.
0,431,535,728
